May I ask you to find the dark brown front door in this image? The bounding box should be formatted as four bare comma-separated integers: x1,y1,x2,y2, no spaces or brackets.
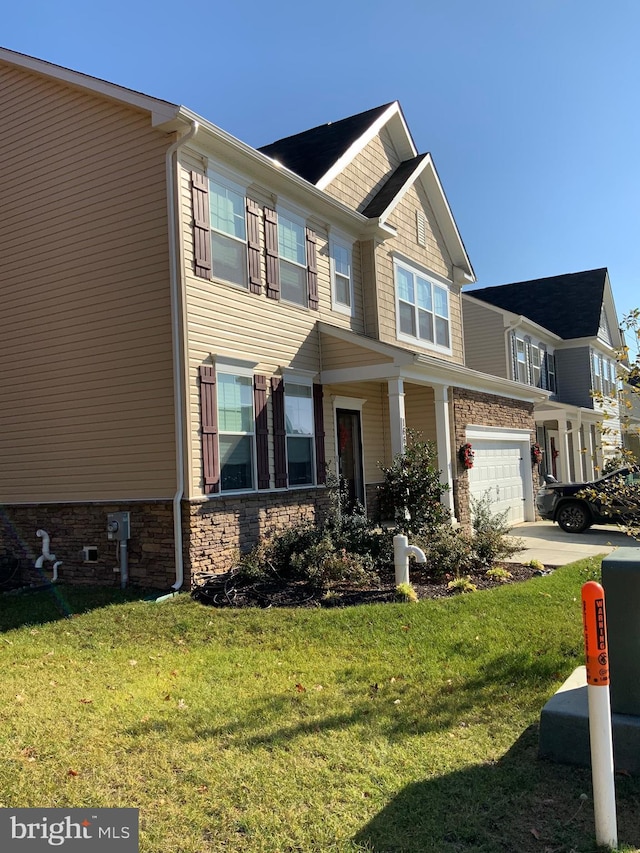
336,409,364,511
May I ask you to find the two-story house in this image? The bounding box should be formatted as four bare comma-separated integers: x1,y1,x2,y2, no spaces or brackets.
463,268,628,483
0,48,548,590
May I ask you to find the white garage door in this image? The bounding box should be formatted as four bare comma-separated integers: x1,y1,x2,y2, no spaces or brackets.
467,439,526,524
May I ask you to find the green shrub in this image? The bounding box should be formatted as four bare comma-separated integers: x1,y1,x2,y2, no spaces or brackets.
416,526,474,580
376,430,450,535
289,538,374,592
469,493,524,568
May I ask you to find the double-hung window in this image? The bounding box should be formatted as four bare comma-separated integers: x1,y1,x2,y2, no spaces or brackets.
394,259,451,351
209,173,248,288
330,236,354,315
278,209,307,306
217,370,255,491
285,381,315,486
546,352,556,392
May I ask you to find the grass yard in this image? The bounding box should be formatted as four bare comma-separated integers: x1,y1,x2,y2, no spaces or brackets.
1,558,639,852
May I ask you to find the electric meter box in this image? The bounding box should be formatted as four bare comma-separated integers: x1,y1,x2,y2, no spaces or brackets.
602,547,640,716
106,511,130,541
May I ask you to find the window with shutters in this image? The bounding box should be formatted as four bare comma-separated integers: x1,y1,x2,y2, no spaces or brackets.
511,333,557,391
330,235,354,316
394,259,451,353
591,349,616,397
277,208,307,306
208,173,248,288
285,381,315,486
217,370,256,492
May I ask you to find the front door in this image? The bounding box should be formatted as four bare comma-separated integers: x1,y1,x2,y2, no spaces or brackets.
336,409,365,511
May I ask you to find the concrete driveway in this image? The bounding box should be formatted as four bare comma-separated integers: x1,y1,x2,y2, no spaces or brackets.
505,520,637,566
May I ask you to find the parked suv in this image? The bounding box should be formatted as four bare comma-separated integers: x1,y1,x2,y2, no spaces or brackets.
536,466,640,533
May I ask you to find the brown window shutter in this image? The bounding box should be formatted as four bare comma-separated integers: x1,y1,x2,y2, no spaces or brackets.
254,375,269,489
306,227,319,310
191,172,212,280
271,376,287,487
199,365,219,493
313,383,326,485
246,199,262,295
264,206,281,300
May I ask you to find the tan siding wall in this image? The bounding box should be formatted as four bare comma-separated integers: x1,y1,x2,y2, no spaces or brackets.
0,63,176,502
319,335,394,371
324,127,401,212
405,385,437,441
462,299,509,378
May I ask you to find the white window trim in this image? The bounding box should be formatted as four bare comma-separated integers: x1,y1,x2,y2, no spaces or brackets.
283,373,316,489
394,258,453,355
207,168,249,290
215,359,258,495
276,205,308,308
329,233,355,317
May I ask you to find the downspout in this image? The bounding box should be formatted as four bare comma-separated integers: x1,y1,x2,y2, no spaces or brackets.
166,120,199,591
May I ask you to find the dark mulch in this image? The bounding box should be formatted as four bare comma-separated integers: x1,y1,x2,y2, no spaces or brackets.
192,562,553,609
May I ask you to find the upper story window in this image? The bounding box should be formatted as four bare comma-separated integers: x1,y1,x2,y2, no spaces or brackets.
217,370,255,492
330,236,354,315
394,259,451,352
209,174,248,288
511,334,556,392
592,350,616,397
285,381,315,486
278,209,307,306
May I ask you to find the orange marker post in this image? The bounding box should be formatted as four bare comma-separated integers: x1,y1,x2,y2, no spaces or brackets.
582,581,618,849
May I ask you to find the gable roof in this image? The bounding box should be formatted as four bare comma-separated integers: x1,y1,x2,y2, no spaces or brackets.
466,269,612,340
361,154,429,218
258,103,396,186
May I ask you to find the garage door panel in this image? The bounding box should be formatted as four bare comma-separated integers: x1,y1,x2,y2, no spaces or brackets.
468,439,525,524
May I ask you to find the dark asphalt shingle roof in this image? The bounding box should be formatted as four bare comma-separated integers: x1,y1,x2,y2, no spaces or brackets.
258,103,394,185
466,268,608,339
360,154,428,218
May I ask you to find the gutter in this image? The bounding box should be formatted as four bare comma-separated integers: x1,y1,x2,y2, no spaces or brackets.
166,120,199,591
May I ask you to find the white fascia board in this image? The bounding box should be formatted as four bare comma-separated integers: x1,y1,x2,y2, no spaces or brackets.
535,401,601,422
0,47,180,125
416,156,474,280
315,102,407,191
176,107,371,237
602,272,624,349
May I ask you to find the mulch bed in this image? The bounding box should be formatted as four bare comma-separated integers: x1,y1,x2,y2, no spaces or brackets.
192,562,553,609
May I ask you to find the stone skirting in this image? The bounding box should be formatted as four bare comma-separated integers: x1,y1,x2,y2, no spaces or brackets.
0,501,176,589
183,488,332,584
451,388,536,529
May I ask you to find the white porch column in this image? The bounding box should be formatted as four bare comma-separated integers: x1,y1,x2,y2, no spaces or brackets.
557,419,571,482
387,378,406,458
584,423,595,480
433,384,456,522
573,425,585,481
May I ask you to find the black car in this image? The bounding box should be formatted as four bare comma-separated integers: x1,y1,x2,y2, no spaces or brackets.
536,466,640,533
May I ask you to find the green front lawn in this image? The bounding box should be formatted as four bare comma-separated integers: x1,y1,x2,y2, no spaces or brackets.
1,558,638,852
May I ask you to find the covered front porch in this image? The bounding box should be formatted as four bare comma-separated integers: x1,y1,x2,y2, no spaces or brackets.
318,324,547,528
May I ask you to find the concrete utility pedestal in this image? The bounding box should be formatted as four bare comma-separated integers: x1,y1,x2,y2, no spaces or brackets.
539,547,640,774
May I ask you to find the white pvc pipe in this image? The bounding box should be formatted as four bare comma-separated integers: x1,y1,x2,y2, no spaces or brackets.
587,683,618,849
393,534,426,586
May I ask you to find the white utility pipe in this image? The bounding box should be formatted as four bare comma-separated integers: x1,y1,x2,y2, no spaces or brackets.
393,534,426,586
165,120,199,592
35,529,62,582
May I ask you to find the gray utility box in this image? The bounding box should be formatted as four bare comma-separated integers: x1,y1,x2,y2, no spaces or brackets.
602,546,640,716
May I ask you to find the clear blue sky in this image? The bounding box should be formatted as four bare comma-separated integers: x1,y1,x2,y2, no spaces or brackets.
4,1,639,319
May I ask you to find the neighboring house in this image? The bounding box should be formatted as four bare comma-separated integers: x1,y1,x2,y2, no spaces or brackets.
0,48,548,590
463,268,631,483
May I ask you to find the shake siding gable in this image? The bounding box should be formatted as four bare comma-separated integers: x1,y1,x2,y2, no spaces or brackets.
0,62,176,502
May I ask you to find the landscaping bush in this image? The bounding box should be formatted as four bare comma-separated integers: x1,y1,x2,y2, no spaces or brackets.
469,492,524,568
376,430,450,535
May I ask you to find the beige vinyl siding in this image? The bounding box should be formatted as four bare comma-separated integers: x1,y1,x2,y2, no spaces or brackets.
324,382,390,483
0,62,175,502
462,298,509,378
404,384,437,442
181,155,325,497
323,127,401,212
319,334,394,372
